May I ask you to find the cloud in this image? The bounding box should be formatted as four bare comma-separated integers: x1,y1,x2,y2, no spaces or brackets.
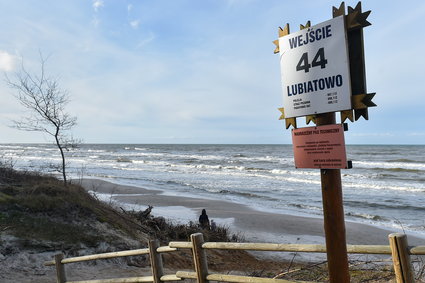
93,0,104,12
0,51,17,72
130,19,140,29
1,0,424,144
408,132,425,137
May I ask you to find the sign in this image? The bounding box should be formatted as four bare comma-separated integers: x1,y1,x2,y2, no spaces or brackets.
292,124,348,169
279,16,352,118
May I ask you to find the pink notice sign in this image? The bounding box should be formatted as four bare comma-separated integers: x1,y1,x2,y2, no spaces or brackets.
292,124,348,169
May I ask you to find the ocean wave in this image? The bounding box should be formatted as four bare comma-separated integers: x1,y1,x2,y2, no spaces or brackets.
20,146,39,150
213,189,275,200
289,203,322,211
374,173,425,183
117,157,132,163
167,153,285,164
353,160,425,171
387,158,424,164
376,173,397,178
0,145,25,149
67,158,88,164
169,153,223,161
244,167,268,172
165,180,201,191
87,150,289,167
5,144,425,236
37,148,58,151
85,173,118,179
375,167,422,173
344,181,424,192
349,151,389,156
87,149,107,153
270,169,289,175
166,163,263,172
151,163,320,185
20,156,62,162
118,167,146,172
245,172,320,185
164,181,279,202
232,154,247,158
159,165,322,186
271,169,319,177
111,151,165,157
1,150,25,156
131,160,170,167
169,163,223,170
346,212,388,222
345,200,425,211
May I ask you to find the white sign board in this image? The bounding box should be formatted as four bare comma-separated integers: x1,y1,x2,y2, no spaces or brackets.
279,16,352,118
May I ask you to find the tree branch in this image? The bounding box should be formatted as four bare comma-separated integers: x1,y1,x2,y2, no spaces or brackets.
6,54,79,185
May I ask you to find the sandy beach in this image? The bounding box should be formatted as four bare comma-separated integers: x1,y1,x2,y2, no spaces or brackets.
3,177,424,283
79,178,425,250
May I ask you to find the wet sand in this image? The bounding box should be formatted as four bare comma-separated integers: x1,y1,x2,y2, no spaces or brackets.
78,179,425,247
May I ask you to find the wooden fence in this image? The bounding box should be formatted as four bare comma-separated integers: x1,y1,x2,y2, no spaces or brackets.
45,232,425,283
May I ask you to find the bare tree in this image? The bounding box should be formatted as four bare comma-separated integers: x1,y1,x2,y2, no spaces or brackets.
6,55,77,185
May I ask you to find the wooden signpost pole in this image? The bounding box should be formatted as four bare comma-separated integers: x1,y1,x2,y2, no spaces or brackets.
317,4,349,282
274,2,374,282
316,112,350,283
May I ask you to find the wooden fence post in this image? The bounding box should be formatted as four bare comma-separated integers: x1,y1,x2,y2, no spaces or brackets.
191,233,209,283
54,253,66,283
389,233,414,283
149,239,165,283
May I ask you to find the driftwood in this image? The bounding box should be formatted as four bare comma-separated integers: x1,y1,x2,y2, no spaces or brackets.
120,205,166,232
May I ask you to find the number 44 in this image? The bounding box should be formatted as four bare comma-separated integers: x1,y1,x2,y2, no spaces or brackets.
296,48,328,73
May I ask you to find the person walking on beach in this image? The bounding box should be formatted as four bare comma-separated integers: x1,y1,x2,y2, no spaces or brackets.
199,209,210,229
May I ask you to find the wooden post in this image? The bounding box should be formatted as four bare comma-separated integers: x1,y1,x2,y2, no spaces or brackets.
317,113,350,283
389,233,415,283
54,253,66,283
149,239,165,283
190,233,209,283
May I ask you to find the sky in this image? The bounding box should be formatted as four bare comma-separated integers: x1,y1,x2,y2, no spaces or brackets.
0,0,424,144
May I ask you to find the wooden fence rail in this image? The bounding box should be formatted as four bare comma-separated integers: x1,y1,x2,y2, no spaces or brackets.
45,232,425,283
169,241,393,254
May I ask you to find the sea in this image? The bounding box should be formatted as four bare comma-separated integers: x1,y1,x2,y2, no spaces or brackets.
1,144,424,236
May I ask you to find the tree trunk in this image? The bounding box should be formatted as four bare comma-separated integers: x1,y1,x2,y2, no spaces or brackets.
55,130,67,186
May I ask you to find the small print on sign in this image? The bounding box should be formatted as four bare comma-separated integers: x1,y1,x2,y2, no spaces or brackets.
279,16,352,118
292,124,348,169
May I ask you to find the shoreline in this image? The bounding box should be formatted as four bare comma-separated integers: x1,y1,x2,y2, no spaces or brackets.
78,178,425,248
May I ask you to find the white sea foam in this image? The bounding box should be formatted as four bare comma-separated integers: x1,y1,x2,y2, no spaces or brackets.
353,160,425,170
87,149,107,153
343,180,424,192
3,144,425,236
